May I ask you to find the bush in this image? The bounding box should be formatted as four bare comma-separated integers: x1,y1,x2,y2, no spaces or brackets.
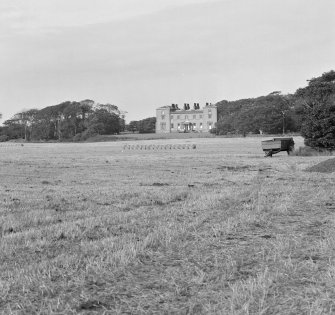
0,135,9,142
290,146,334,156
72,133,82,142
72,130,98,142
209,128,217,135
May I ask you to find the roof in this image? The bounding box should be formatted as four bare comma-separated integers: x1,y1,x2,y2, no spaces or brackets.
157,104,217,110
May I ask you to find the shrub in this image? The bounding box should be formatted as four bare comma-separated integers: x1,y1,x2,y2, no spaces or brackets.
0,135,9,142
290,146,334,157
209,128,217,135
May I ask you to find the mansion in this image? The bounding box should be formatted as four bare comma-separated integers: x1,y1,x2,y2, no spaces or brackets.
156,103,217,133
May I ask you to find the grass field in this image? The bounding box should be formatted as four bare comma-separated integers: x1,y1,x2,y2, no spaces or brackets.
1,136,335,314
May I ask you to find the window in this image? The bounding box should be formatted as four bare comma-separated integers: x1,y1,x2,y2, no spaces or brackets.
193,123,196,128
200,123,203,129
208,114,212,119
162,110,165,115
208,109,212,113
177,123,180,129
160,122,166,130
208,122,212,129
171,123,174,129
193,115,196,119
199,114,203,119
177,115,180,119
161,115,165,120
171,115,173,119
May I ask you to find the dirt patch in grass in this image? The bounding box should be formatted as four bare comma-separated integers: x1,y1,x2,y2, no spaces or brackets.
217,165,251,172
305,158,335,173
152,182,170,186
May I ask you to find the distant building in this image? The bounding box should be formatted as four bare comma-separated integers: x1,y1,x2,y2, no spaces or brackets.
156,103,217,133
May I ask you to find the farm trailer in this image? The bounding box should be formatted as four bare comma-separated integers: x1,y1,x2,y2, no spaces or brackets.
261,137,295,157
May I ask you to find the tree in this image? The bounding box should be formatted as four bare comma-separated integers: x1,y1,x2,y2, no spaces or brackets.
87,109,120,135
127,121,139,133
119,118,126,132
295,70,335,149
2,118,25,139
15,109,39,140
62,102,82,138
138,117,156,133
215,94,298,135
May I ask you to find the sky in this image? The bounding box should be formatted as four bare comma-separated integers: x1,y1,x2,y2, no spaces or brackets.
0,0,334,123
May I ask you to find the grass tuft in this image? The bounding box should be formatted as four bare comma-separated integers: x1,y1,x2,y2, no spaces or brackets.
291,146,334,157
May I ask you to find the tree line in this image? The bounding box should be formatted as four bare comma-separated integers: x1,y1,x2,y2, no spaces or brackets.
214,93,300,135
0,100,124,142
214,70,335,150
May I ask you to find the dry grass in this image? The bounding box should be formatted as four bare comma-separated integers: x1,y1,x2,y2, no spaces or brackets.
1,136,335,314
85,132,216,142
305,158,335,173
291,146,334,157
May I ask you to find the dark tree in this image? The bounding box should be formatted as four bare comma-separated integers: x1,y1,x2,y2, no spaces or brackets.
138,117,156,133
2,118,25,139
87,109,120,135
127,121,139,133
295,70,335,149
15,109,39,140
215,94,299,135
0,99,125,141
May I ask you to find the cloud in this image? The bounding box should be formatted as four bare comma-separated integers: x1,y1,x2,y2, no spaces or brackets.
0,0,334,122
0,0,218,37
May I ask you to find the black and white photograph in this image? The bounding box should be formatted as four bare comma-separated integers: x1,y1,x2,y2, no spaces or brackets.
1,0,335,313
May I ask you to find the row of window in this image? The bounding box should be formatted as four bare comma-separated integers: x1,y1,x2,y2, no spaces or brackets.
161,109,212,115
161,114,212,120
160,122,213,130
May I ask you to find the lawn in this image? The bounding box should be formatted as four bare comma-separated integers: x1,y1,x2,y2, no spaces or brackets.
1,136,335,314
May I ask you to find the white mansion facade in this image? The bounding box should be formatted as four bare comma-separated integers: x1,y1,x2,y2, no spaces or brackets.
156,103,217,133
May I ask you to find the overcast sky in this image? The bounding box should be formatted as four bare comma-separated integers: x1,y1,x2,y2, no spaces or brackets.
0,0,334,123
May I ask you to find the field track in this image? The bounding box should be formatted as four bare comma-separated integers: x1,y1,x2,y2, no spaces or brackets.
1,136,335,314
